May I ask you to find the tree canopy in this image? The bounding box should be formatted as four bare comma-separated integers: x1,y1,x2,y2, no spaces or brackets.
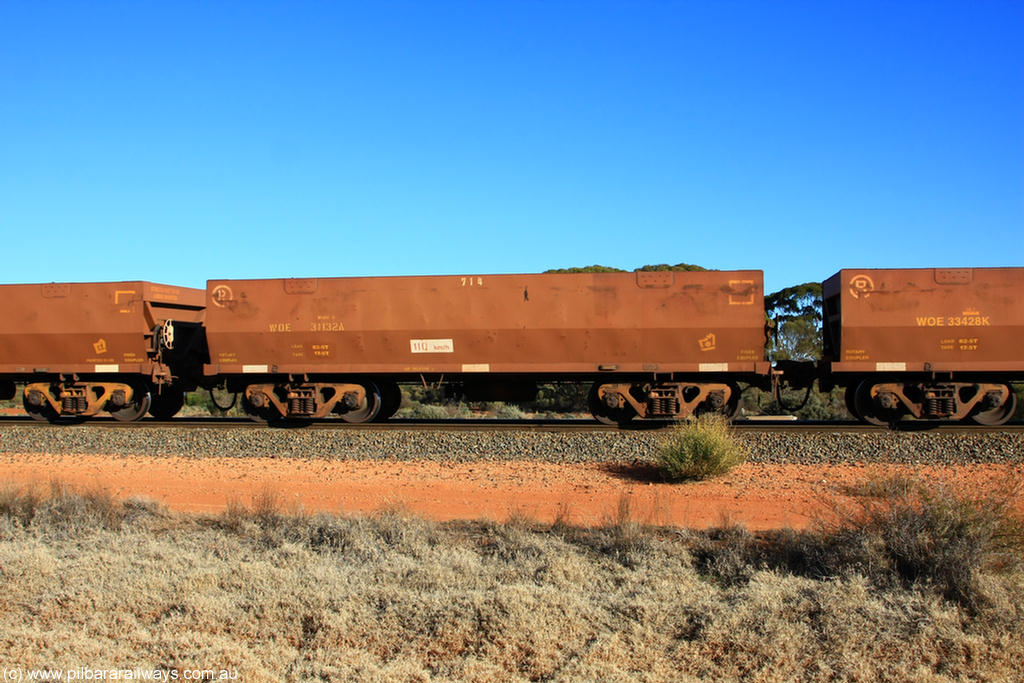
764,282,823,361
545,262,706,274
544,265,627,273
635,263,707,272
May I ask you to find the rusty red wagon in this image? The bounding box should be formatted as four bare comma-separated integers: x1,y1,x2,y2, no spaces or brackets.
821,267,1024,425
0,281,206,421
203,270,771,423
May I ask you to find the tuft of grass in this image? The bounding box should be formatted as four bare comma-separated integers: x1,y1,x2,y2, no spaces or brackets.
40,481,128,533
492,402,527,419
251,485,283,526
842,472,919,499
0,481,45,526
0,480,159,536
690,523,760,587
549,501,573,534
605,494,645,550
656,413,748,481
590,494,656,567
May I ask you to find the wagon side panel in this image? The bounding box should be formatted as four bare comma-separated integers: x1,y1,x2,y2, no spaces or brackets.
204,271,768,377
828,267,1024,374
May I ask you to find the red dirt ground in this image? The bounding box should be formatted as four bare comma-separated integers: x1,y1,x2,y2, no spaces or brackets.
1,453,1020,529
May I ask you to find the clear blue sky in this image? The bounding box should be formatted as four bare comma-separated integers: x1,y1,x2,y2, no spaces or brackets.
2,1,1021,294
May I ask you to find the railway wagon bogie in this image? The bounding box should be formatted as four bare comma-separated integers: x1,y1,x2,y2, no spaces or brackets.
589,379,742,425
22,378,152,422
203,271,772,423
240,379,383,422
846,378,1017,426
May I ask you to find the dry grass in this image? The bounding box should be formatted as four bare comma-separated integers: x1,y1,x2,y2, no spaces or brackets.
0,479,1022,682
820,473,1024,610
692,472,1024,611
1,480,128,533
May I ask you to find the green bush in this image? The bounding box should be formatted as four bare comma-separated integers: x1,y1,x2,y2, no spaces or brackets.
656,414,748,481
183,389,245,416
492,402,526,419
395,402,450,419
0,385,23,410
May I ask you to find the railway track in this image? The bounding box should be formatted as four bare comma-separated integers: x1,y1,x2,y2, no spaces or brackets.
0,414,1021,434
1,415,1020,467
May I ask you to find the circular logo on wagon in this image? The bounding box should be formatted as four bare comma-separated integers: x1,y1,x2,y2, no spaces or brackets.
211,285,234,307
849,274,874,299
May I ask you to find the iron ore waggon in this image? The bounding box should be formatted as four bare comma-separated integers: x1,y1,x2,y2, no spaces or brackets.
1,266,1020,426
0,282,206,421
821,267,1023,425
202,270,771,423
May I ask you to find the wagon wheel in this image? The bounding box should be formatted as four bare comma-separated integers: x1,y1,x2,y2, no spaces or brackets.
110,386,153,422
242,391,277,423
723,382,742,420
844,385,861,421
373,381,402,422
23,389,59,423
338,382,381,423
854,380,899,427
148,389,185,420
589,383,636,426
968,386,1017,426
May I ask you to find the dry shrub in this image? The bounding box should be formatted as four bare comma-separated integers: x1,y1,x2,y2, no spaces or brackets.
44,480,123,532
841,471,918,499
686,473,1024,610
604,494,648,554
657,414,748,481
549,501,573,535
770,474,1024,610
474,518,550,568
690,524,760,587
369,503,438,551
219,496,251,532
0,479,150,536
0,481,44,526
563,494,657,568
303,513,359,552
251,485,283,525
504,506,539,530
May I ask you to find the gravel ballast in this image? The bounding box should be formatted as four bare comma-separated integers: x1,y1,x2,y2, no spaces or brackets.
0,424,1021,465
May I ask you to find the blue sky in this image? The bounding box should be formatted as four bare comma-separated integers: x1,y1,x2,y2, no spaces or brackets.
2,1,1021,294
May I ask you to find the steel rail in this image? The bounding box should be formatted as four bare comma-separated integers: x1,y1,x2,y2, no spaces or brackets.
0,415,1021,434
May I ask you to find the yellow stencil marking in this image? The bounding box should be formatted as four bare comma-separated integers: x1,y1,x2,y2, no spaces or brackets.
114,289,137,313
727,280,755,305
